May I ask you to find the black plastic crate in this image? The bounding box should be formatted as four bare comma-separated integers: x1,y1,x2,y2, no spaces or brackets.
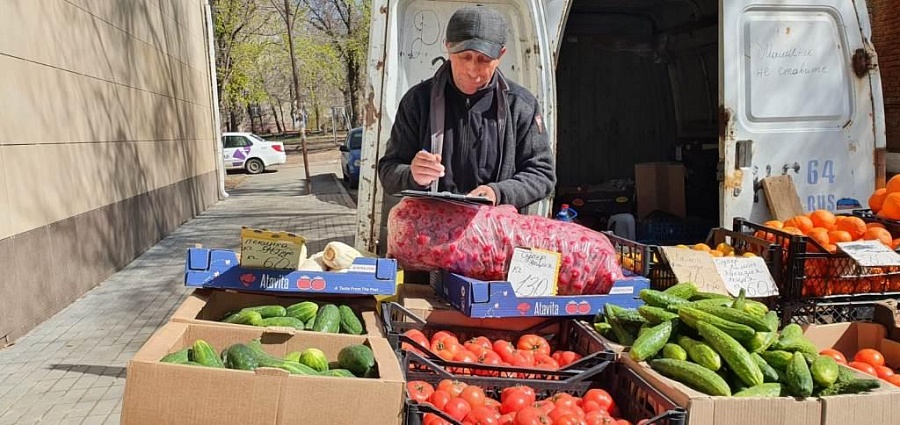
404,353,686,425
604,231,653,277
777,298,880,325
851,209,900,235
636,220,713,246
382,302,612,380
734,218,900,302
649,227,783,291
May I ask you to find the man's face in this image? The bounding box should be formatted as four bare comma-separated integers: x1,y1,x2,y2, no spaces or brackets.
447,46,506,95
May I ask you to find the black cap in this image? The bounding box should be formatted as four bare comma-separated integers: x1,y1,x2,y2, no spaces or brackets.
446,6,508,59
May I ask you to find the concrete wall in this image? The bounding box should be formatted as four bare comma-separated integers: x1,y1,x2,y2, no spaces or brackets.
0,0,220,345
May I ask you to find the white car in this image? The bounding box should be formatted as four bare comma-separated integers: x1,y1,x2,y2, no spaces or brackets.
222,132,287,174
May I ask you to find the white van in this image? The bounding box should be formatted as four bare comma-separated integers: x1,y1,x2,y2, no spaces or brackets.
355,0,885,254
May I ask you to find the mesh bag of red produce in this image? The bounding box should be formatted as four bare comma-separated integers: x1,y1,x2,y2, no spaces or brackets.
387,197,624,295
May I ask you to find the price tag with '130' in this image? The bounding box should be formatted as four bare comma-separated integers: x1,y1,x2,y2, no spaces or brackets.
507,247,560,297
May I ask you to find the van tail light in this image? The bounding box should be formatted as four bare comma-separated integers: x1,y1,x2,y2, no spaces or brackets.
271,144,284,152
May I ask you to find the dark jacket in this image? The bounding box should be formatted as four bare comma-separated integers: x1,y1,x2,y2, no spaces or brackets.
377,64,556,209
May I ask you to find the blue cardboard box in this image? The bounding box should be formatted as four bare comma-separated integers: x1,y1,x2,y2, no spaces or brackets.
433,271,648,318
184,248,397,295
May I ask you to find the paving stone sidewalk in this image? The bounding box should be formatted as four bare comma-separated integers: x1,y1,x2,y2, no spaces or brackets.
0,159,357,425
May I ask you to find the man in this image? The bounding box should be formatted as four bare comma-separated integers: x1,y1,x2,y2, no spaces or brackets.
377,6,555,209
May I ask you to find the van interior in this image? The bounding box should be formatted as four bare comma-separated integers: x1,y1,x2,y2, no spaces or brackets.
554,0,719,244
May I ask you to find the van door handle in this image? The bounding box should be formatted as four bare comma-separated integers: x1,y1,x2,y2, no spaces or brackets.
735,140,752,168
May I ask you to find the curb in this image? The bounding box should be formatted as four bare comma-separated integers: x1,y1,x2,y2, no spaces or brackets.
331,173,357,208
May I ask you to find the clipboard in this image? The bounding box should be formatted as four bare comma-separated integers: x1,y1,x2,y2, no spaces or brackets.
397,190,494,206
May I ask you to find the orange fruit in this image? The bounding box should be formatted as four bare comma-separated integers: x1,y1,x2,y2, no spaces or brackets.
867,222,886,229
863,227,893,247
887,175,900,194
809,210,837,230
880,193,900,220
693,243,712,252
835,216,867,240
708,250,724,257
806,228,830,248
763,220,784,229
781,226,804,236
784,215,814,234
827,230,853,244
870,188,888,213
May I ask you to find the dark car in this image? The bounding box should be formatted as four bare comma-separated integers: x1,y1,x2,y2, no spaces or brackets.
340,127,363,188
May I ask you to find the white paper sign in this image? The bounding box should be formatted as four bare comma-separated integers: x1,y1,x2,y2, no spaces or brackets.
507,247,560,297
836,241,900,267
712,257,779,298
658,247,730,295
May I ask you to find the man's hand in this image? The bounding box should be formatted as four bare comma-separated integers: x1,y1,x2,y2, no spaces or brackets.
410,151,445,187
467,185,497,205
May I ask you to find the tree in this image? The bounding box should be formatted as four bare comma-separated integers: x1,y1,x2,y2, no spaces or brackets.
298,0,370,126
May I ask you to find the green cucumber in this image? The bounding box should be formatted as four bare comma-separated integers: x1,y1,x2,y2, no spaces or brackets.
770,337,818,357
285,301,319,322
810,355,839,387
741,300,770,318
663,282,698,300
338,344,376,377
638,305,679,324
319,369,355,378
690,292,733,301
631,320,674,362
751,352,780,383
762,311,780,332
677,335,722,371
745,331,778,353
338,305,364,335
640,289,690,309
693,305,773,332
221,310,264,326
696,321,763,387
191,340,225,368
298,348,329,372
760,350,794,370
785,352,814,397
160,347,191,364
781,323,804,339
312,304,341,333
734,383,782,398
650,358,731,396
662,343,688,361
259,316,306,329
678,307,756,342
732,288,748,311
242,305,287,318
224,344,259,371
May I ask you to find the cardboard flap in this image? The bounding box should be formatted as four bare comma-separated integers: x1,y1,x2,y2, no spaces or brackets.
131,322,190,362
254,367,291,377
263,326,297,336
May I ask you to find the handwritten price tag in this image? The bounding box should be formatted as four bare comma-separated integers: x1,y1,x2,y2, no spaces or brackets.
712,257,779,298
240,227,306,271
658,247,730,296
507,247,560,297
836,241,900,267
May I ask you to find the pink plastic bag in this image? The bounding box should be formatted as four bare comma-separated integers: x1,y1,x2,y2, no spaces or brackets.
387,198,625,295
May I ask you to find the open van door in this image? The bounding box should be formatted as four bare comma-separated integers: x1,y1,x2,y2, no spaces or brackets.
357,0,557,254
720,0,885,225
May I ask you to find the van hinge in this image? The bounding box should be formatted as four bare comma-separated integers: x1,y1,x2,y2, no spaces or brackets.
716,160,724,183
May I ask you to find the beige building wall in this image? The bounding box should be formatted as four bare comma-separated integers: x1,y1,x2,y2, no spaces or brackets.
0,0,220,345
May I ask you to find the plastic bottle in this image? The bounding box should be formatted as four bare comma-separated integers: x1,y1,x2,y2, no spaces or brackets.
556,204,578,222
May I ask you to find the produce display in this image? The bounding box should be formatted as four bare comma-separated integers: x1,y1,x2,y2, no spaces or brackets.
593,282,883,397
668,242,757,258
218,301,364,335
159,338,376,378
820,347,900,387
387,198,624,295
747,209,900,297
407,380,647,425
401,329,586,376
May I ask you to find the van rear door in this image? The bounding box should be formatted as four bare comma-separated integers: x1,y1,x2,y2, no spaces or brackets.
720,0,885,225
358,0,554,253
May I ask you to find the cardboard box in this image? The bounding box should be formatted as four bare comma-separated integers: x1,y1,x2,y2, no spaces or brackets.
170,289,384,337
185,248,398,295
635,162,686,219
873,299,900,341
802,321,900,369
121,322,404,425
433,270,649,318
394,284,550,331
621,355,822,425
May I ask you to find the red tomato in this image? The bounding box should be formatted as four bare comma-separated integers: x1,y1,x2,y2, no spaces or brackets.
854,348,886,368
533,400,556,415
500,389,531,414
444,397,473,421
875,365,895,379
407,380,435,403
459,385,487,408
534,354,560,371
849,361,877,376
464,406,501,425
430,390,452,411
432,330,460,346
475,350,503,377
517,334,551,357
502,386,536,405
484,398,503,413
818,348,847,364
584,410,611,425
437,379,469,398
423,413,452,425
548,406,580,422
581,389,614,414
432,340,463,361
554,414,587,425
452,350,479,375
581,401,602,413
507,351,535,368
549,393,578,409
493,340,518,361
498,413,517,425
403,330,430,354
616,420,631,425
551,351,583,368
514,406,551,425
465,336,494,353
885,374,900,387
